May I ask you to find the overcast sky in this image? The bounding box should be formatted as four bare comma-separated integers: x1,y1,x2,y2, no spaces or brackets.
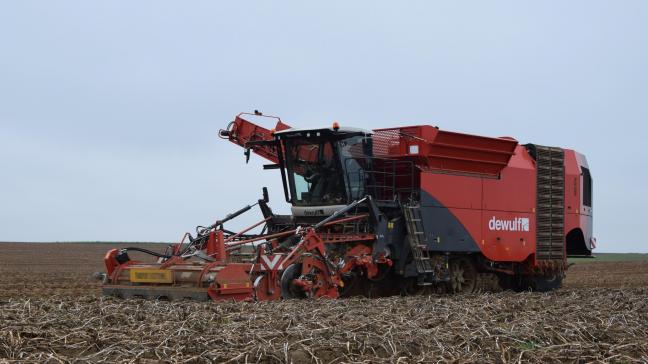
1,1,646,252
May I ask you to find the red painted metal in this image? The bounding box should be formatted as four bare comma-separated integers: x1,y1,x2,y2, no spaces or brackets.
299,256,339,298
224,217,271,244
225,214,369,250
196,261,221,288
174,232,192,255
373,125,518,176
254,228,345,299
207,263,254,301
338,244,382,279
320,233,375,244
205,230,227,262
221,113,290,164
104,249,120,276
253,273,281,300
102,111,593,301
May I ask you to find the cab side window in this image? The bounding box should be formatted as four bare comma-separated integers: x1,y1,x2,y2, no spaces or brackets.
581,167,592,207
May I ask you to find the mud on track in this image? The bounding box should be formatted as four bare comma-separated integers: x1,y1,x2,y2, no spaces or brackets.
1,243,647,363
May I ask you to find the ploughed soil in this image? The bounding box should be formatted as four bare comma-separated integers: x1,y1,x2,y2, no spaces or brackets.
1,242,647,363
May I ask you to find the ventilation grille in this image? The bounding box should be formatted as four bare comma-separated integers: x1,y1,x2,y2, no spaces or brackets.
535,146,565,260
372,129,400,156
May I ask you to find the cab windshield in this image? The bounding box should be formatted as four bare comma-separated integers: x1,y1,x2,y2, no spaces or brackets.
286,139,346,206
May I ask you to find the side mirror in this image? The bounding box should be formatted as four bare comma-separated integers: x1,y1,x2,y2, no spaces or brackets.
262,187,269,203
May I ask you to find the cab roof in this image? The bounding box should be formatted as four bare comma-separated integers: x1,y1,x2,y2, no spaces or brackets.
273,126,371,137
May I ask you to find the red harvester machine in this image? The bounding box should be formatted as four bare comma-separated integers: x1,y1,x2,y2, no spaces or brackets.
101,112,595,300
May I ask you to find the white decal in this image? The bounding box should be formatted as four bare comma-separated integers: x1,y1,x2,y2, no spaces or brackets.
488,216,529,232
260,254,282,270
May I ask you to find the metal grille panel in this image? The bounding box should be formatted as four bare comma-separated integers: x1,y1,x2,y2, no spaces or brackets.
534,146,565,260
372,129,400,156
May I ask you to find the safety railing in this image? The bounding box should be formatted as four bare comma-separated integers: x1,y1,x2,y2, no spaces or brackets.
344,157,416,203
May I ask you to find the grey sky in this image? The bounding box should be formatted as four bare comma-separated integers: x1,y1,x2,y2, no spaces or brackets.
1,1,646,252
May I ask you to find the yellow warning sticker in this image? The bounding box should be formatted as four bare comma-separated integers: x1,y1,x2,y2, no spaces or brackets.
129,269,173,283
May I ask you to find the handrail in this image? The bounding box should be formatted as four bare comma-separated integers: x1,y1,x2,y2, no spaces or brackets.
343,156,415,202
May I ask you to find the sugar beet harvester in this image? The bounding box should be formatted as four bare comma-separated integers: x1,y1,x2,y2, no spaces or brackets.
101,112,595,301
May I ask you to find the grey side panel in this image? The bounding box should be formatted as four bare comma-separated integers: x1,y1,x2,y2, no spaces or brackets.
420,191,481,253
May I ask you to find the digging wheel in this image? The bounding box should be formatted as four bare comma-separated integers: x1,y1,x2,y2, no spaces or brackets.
449,257,477,293
280,263,306,299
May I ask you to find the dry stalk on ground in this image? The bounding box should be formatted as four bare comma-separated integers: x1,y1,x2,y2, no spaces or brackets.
1,288,647,363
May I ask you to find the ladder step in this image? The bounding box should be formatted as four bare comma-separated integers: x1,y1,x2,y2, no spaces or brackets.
405,205,430,270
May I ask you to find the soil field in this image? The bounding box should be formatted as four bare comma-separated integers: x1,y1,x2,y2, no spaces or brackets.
1,243,647,363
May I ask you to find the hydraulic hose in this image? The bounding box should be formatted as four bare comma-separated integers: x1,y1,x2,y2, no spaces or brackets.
213,204,255,228
122,247,172,259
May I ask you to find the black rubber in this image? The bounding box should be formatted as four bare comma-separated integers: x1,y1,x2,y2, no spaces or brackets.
280,263,306,299
531,275,563,292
